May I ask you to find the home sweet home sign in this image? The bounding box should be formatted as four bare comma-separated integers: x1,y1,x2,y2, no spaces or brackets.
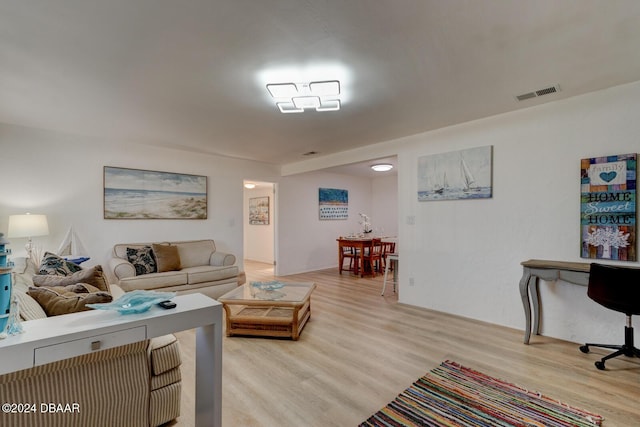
580,153,637,261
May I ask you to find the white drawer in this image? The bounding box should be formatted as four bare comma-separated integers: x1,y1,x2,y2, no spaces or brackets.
34,326,147,366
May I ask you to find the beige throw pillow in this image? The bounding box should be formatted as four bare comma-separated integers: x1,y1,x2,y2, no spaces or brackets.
27,283,112,316
32,265,110,292
152,244,181,273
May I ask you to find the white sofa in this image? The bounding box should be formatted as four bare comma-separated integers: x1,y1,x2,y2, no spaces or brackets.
108,239,245,299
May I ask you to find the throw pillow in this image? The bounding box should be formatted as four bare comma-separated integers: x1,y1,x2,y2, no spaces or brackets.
126,246,157,275
152,243,181,273
27,283,112,316
38,252,83,276
32,265,110,292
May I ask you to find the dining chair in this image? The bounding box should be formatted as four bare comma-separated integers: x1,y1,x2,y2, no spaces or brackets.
363,238,383,277
340,245,357,274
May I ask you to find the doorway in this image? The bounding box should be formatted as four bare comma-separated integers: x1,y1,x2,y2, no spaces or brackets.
243,181,276,269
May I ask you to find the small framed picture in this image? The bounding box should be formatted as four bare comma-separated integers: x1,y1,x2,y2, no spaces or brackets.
249,197,269,225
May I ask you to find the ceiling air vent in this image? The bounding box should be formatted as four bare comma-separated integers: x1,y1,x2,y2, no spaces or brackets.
515,84,561,102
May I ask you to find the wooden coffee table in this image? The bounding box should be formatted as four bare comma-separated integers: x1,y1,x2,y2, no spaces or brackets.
218,282,316,340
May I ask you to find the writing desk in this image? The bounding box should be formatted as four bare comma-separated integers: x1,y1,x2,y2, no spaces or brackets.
519,259,591,344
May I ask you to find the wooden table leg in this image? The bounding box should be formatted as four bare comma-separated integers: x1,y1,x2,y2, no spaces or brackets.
519,268,533,344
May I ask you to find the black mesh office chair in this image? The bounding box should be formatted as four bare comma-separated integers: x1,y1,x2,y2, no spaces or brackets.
579,263,640,370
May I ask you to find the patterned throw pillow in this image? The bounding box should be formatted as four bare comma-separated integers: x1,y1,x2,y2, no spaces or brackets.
126,246,157,276
38,252,83,276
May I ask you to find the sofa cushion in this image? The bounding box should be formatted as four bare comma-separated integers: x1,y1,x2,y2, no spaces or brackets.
126,246,157,275
16,291,48,320
38,252,83,276
152,244,181,272
150,367,182,392
149,334,182,375
173,240,215,268
149,382,181,427
10,258,47,320
27,283,112,316
183,265,239,285
119,271,188,291
32,265,110,292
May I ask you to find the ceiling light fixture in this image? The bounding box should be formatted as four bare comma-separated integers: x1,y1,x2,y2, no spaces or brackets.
244,183,256,189
371,164,394,172
266,80,341,113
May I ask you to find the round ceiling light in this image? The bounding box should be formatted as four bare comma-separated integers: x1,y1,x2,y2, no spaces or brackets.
371,164,393,172
244,183,256,189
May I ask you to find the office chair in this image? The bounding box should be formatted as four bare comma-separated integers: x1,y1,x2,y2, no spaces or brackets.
579,263,640,370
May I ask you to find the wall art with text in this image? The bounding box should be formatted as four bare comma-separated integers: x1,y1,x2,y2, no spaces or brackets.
580,153,636,261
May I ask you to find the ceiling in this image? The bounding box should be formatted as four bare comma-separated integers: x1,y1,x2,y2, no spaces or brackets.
2,1,640,169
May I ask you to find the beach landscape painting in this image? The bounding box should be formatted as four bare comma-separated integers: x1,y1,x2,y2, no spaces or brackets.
104,167,207,219
418,146,493,201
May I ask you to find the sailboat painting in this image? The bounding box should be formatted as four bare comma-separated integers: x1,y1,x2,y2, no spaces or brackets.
418,146,493,201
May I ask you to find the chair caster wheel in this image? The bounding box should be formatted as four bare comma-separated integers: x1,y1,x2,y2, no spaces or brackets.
595,361,606,370
579,345,589,354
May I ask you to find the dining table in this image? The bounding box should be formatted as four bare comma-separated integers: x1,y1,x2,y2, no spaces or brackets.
337,236,396,277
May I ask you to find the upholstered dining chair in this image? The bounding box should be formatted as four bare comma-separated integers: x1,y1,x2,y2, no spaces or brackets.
579,263,640,370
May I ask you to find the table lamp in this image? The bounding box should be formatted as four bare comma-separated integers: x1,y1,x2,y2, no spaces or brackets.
7,213,49,259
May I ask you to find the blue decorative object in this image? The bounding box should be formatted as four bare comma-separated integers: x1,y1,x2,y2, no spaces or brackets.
87,290,176,315
0,233,13,334
250,281,285,291
65,256,90,265
6,296,24,335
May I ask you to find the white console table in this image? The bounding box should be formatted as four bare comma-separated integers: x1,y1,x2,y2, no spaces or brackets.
0,293,222,427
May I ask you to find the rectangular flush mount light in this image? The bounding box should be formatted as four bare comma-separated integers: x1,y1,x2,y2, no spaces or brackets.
267,80,341,113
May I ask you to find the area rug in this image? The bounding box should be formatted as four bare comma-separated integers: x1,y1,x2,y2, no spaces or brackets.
359,360,603,427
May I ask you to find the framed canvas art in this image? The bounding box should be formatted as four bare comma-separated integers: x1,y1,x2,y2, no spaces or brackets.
104,166,207,219
249,197,269,225
580,153,636,261
319,188,348,220
417,146,493,201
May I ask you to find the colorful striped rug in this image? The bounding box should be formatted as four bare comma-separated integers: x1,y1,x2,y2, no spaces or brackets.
359,360,603,427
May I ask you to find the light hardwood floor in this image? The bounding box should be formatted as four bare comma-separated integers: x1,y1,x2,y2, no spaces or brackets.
171,260,640,426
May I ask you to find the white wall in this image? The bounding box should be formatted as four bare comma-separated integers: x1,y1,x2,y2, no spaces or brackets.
397,81,640,345
371,174,398,237
0,123,280,281
243,185,274,263
276,171,373,275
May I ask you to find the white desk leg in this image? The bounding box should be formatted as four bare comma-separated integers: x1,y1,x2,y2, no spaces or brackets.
195,313,223,427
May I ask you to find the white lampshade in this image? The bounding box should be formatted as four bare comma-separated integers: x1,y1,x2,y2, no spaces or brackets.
8,214,49,238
